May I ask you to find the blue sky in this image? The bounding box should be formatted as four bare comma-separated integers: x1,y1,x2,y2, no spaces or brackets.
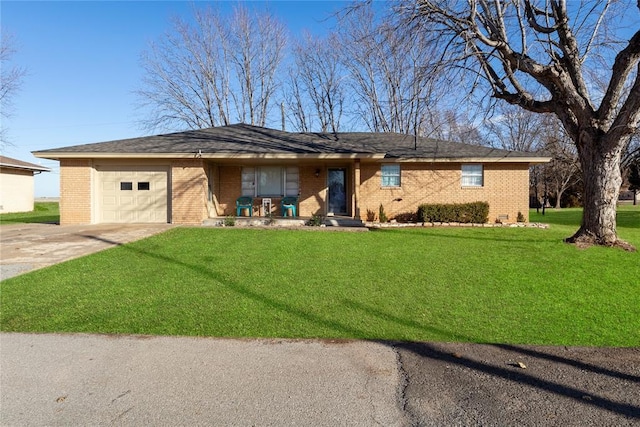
2,1,349,196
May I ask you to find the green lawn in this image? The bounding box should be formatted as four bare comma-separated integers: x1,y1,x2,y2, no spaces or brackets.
0,202,59,224
1,206,638,346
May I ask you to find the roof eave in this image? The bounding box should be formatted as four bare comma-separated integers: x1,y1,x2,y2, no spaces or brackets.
384,156,552,164
32,152,388,160
32,151,552,164
0,163,51,172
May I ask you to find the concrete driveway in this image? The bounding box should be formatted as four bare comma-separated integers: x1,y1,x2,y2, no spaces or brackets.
0,223,174,281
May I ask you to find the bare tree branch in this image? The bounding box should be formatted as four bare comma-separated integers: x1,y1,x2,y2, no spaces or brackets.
1,32,27,145
405,0,640,247
137,5,286,131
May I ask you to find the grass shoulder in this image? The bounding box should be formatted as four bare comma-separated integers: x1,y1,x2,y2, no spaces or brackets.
0,202,60,225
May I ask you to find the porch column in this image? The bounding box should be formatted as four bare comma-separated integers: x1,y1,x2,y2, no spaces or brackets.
353,159,361,219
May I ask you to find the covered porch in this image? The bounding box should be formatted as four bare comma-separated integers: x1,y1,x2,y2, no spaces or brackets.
204,159,365,220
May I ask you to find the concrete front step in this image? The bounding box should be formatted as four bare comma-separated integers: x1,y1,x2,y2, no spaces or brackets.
324,217,366,227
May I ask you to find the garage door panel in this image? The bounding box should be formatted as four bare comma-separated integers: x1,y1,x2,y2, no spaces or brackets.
103,196,117,205
119,210,136,222
98,167,168,223
137,196,152,205
137,209,157,223
120,195,135,205
102,211,117,222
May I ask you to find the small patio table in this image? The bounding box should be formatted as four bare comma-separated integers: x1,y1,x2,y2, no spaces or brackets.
262,198,272,216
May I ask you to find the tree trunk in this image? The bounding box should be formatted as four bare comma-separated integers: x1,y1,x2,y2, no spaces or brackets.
554,191,562,209
565,136,635,251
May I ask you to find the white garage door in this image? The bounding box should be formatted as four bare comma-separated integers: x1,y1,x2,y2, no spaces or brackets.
98,167,168,223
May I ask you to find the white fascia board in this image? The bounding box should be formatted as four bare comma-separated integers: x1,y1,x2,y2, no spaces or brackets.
385,156,552,164
32,152,387,160
0,162,51,172
33,151,550,164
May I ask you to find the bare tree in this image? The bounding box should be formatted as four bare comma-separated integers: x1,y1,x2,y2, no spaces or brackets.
229,6,287,126
622,130,640,168
484,104,546,152
285,67,311,132
484,106,580,208
540,117,581,208
1,32,26,145
628,155,640,205
622,131,640,204
137,5,286,131
338,4,442,135
401,0,640,249
287,33,345,133
428,109,488,145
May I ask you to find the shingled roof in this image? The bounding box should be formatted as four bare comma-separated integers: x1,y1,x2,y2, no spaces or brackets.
33,123,547,162
0,155,50,172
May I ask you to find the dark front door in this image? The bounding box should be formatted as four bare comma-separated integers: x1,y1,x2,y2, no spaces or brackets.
328,168,347,215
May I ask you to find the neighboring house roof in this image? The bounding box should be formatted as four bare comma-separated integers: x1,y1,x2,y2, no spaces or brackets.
33,123,550,163
0,155,50,172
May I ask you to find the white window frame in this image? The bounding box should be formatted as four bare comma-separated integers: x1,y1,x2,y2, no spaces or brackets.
381,164,401,187
461,164,484,187
241,166,299,197
257,166,284,196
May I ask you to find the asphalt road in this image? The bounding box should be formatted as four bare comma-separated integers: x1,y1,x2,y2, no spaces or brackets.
396,341,640,426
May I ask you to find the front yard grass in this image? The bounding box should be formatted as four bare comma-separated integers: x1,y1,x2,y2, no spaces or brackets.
0,202,59,224
1,206,638,346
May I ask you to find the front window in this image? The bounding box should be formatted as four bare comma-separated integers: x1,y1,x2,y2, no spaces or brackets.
258,166,283,196
241,166,299,197
381,164,401,187
461,164,483,187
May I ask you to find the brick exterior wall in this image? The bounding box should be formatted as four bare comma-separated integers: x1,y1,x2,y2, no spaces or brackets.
59,159,92,225
216,166,243,215
358,162,530,223
299,166,326,216
171,159,208,224
57,158,531,225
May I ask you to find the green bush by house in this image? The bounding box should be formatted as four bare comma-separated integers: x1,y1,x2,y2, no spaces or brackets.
417,201,489,223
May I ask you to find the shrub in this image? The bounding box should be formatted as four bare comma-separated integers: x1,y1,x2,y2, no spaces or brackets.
366,209,376,221
393,212,418,223
517,211,525,222
417,201,489,223
378,204,388,223
224,216,236,227
265,212,276,225
306,213,324,226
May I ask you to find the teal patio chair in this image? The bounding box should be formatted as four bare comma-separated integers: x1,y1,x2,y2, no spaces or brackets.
281,196,298,217
236,196,253,217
